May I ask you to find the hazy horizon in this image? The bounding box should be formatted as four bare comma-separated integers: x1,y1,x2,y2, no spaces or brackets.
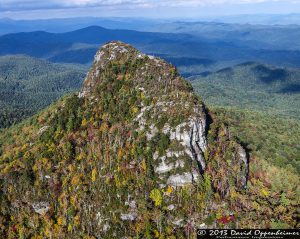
1,0,300,20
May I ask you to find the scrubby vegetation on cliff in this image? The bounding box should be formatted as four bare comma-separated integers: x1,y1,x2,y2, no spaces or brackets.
0,42,298,239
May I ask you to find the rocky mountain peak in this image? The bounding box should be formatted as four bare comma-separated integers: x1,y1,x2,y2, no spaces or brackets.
78,41,248,191
80,41,191,98
0,42,250,237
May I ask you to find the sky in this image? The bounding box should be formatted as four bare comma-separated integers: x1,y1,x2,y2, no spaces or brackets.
1,0,300,19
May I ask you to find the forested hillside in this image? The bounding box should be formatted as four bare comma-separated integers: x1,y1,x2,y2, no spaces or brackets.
0,56,86,128
212,107,300,173
190,62,300,118
0,42,298,238
190,62,300,205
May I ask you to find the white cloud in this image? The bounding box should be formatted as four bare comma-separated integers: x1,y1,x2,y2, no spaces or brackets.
0,0,298,11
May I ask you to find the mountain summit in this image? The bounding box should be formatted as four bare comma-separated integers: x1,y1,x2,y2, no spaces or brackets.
0,42,249,238
79,41,248,188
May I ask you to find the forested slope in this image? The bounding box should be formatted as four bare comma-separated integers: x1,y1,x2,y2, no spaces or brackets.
191,62,300,118
0,55,86,128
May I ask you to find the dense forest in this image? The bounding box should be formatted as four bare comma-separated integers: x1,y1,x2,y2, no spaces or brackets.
0,56,86,128
190,62,300,118
190,61,300,177
0,42,298,239
212,107,300,172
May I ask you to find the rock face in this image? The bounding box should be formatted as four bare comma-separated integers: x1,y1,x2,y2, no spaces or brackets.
32,202,50,216
237,145,249,189
0,41,249,238
80,41,248,190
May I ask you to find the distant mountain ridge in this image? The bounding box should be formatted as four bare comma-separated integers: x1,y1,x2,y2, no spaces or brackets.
1,15,300,37
2,25,300,73
192,62,300,93
145,21,300,51
0,26,192,64
0,17,160,35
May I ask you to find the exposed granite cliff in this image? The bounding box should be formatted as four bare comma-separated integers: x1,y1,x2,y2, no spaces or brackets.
80,41,248,192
